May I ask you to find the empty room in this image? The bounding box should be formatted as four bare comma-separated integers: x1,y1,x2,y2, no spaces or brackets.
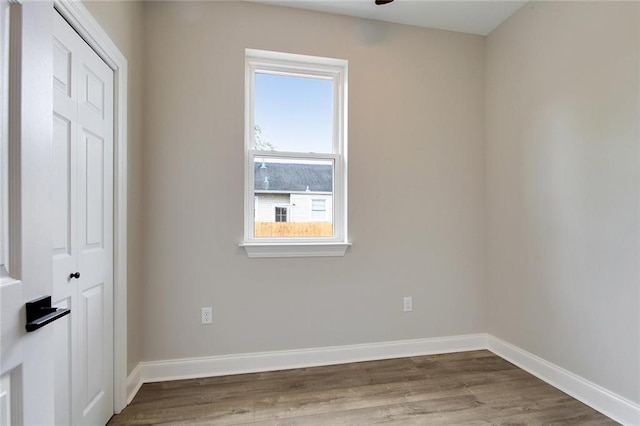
0,0,638,424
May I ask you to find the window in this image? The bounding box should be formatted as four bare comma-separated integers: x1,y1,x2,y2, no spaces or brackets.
242,49,350,258
275,206,288,222
311,199,326,221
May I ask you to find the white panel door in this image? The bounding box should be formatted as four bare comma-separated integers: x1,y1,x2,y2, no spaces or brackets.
52,10,114,426
1,1,58,425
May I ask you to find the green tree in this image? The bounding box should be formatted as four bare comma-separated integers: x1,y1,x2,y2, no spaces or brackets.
254,125,276,151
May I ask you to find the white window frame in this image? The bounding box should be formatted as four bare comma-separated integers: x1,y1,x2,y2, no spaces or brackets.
0,0,8,279
241,49,350,258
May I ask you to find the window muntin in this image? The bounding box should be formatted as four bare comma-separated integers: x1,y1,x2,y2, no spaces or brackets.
243,49,348,255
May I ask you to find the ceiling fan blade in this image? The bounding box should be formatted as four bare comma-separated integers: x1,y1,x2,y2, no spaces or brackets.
375,0,394,5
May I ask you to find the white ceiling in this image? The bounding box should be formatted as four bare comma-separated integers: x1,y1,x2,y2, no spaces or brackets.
250,0,527,36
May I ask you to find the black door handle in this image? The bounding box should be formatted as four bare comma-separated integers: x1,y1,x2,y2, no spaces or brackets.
25,295,71,332
69,272,80,279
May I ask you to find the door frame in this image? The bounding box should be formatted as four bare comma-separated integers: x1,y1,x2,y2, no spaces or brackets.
53,0,128,414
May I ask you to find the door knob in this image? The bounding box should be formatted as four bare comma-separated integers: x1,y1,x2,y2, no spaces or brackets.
69,272,80,280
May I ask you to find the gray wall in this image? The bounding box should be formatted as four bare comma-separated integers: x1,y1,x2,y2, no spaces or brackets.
140,1,487,361
485,1,639,403
83,0,145,375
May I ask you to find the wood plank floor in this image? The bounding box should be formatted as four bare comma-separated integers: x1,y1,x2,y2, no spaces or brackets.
108,350,617,425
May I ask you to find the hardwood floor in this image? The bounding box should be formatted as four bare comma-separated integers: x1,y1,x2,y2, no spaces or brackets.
108,350,617,425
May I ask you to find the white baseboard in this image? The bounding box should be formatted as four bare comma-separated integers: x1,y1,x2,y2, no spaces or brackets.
124,333,639,426
488,336,640,426
125,363,143,405
125,333,487,402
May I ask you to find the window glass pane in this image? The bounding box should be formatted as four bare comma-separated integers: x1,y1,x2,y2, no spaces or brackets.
275,207,288,222
254,157,333,238
254,72,333,154
310,199,326,222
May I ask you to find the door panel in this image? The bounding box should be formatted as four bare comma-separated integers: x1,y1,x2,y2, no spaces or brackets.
84,132,105,248
53,9,113,426
52,56,77,424
83,284,104,406
84,68,105,116
53,38,71,96
52,114,74,258
53,296,72,426
1,2,56,425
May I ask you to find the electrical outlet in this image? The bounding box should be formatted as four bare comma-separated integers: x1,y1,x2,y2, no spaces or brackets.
201,307,212,325
403,297,412,312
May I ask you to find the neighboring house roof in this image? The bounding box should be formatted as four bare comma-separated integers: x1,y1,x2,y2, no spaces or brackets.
254,162,332,192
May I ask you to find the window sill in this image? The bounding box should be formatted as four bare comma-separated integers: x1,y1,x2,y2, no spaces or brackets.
240,242,351,258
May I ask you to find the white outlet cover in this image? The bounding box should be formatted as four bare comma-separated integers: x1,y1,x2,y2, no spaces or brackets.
201,307,213,324
403,297,412,312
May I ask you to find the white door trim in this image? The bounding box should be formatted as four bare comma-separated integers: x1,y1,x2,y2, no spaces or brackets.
53,0,128,414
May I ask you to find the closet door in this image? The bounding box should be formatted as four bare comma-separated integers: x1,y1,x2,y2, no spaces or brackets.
52,10,113,425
